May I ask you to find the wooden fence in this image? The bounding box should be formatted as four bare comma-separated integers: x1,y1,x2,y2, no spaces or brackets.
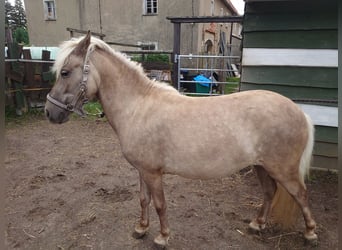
5,42,55,115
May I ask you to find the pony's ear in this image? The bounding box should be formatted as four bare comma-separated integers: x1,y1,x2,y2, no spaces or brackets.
73,31,91,56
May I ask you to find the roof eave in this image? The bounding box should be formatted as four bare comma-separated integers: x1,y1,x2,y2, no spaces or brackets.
223,0,239,15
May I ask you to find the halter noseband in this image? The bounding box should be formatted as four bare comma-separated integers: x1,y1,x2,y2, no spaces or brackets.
46,46,94,117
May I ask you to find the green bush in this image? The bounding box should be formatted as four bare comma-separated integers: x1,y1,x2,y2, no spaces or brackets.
13,27,29,45
131,54,170,63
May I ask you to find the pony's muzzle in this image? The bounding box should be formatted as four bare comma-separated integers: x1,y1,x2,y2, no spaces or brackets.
45,104,70,124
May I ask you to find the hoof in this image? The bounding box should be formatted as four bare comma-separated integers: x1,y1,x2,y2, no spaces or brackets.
304,232,318,246
248,220,265,232
132,224,149,239
154,233,169,248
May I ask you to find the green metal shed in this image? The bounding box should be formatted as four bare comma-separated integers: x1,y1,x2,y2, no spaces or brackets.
241,0,338,170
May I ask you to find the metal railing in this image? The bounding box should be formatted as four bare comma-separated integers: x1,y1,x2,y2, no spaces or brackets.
5,58,54,64
177,54,240,96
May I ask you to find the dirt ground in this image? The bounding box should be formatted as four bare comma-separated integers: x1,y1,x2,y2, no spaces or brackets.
5,116,338,249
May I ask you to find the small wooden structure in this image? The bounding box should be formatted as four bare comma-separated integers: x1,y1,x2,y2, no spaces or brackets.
5,43,55,114
241,0,338,170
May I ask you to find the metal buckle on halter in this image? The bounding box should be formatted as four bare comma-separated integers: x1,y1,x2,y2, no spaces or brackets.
66,103,74,111
80,83,87,92
83,64,90,74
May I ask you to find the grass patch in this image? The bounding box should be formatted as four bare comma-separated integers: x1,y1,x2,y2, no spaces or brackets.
83,101,103,115
307,169,338,184
224,77,240,94
62,101,105,121
79,101,106,120
5,105,46,127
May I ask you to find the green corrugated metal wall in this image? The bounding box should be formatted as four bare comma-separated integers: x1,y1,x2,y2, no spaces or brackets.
241,0,338,170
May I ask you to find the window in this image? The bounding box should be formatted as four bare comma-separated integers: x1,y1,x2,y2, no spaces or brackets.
138,42,158,51
44,0,56,20
144,0,158,15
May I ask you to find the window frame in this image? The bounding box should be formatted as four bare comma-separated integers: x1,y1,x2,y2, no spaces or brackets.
43,0,57,21
143,0,158,15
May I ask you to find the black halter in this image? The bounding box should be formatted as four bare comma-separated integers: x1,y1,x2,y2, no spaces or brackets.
46,46,94,117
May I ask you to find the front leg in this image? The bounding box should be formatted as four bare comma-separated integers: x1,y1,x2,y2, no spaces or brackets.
134,173,151,238
142,171,170,247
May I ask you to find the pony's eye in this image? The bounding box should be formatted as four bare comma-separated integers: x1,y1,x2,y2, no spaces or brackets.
61,70,71,78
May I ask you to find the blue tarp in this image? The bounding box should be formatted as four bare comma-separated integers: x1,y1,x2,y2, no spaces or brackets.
193,74,211,87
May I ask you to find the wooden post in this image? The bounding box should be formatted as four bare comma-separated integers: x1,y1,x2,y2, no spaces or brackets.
41,50,51,87
22,49,35,88
41,50,51,73
7,42,26,114
172,22,181,89
5,28,13,44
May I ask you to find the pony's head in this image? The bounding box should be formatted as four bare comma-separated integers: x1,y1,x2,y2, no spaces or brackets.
45,32,101,123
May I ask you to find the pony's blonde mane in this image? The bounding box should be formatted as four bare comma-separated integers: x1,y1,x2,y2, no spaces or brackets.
53,35,176,93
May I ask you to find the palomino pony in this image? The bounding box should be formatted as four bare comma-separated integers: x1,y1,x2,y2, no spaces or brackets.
45,32,317,247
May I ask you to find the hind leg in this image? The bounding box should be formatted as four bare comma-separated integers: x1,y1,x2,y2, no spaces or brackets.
249,165,277,231
280,179,317,241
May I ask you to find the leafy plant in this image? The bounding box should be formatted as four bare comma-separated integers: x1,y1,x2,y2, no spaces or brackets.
131,54,170,63
13,27,29,44
83,101,103,115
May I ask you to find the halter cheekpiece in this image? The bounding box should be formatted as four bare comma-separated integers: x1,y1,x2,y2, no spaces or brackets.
46,46,94,117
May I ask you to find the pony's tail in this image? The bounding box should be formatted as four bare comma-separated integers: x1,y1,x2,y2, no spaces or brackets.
271,113,314,229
